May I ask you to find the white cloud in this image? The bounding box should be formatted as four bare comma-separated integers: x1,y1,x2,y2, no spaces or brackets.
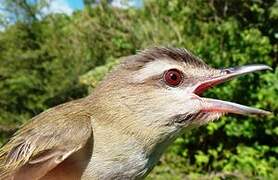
42,0,73,15
0,26,5,32
0,1,10,31
111,0,133,9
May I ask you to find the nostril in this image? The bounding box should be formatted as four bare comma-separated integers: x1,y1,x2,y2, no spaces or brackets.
221,69,232,75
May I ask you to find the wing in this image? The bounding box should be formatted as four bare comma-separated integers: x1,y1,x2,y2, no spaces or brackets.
0,99,93,180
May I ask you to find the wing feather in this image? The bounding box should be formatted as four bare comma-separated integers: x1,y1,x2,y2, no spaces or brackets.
0,99,93,179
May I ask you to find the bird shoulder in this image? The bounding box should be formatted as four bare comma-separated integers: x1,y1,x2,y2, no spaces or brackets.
0,98,93,180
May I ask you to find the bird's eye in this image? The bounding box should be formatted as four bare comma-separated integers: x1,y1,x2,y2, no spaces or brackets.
163,69,183,87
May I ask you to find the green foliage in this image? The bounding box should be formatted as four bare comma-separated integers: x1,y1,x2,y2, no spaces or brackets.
0,0,277,179
80,57,119,89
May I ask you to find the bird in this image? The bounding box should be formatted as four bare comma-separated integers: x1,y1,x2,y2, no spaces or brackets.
0,47,271,180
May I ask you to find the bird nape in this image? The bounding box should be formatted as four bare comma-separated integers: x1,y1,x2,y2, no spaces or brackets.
0,47,271,180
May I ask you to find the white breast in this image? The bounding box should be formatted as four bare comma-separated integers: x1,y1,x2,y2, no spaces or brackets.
80,120,157,179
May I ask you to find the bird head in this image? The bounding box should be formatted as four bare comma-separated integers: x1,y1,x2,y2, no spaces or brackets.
90,47,271,148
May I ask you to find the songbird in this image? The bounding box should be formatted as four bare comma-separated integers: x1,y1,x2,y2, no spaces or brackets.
0,47,271,180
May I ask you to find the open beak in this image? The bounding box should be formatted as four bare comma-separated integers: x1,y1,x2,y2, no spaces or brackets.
194,64,272,116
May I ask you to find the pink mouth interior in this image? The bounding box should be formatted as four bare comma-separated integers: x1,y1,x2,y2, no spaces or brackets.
194,79,224,95
193,73,232,96
194,83,214,95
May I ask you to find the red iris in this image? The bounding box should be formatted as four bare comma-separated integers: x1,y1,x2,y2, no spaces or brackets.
163,69,183,87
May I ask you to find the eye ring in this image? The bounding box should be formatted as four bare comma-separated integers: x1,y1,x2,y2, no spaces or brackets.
163,69,183,87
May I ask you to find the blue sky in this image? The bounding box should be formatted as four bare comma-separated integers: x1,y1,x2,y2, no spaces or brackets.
0,0,143,29
68,0,143,9
62,0,143,14
67,0,84,10
0,0,143,17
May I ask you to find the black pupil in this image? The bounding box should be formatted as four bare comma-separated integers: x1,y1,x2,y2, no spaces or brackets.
170,73,177,81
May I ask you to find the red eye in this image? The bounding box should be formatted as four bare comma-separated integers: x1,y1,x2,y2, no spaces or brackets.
163,69,183,87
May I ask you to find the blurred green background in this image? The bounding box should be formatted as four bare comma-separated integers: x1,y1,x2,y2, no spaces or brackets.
0,0,277,179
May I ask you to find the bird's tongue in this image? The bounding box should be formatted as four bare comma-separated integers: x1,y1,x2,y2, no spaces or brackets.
194,64,272,116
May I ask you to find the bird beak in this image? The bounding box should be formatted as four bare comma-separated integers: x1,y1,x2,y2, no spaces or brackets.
194,64,272,116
